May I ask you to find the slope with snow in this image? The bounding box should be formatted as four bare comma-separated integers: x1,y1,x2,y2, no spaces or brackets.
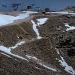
31,20,42,39
26,54,57,72
46,11,75,15
0,11,38,26
31,18,48,39
55,47,75,75
58,56,75,75
36,18,48,26
65,23,75,31
0,10,75,75
0,41,28,61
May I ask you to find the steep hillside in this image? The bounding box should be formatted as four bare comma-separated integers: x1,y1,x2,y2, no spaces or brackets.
0,11,75,75
60,6,75,12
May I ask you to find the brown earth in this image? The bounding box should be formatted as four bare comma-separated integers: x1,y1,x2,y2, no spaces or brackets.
0,12,75,75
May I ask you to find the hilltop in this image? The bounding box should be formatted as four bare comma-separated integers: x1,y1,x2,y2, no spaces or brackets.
60,6,75,13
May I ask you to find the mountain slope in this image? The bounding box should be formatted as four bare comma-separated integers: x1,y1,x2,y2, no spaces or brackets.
0,11,75,75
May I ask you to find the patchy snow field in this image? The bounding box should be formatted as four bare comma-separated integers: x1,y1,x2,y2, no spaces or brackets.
0,10,75,75
39,63,57,72
0,41,28,61
36,18,48,26
65,23,75,31
48,11,75,15
31,18,48,39
58,56,75,75
55,47,75,75
31,20,42,39
0,11,38,26
26,54,57,72
51,12,69,14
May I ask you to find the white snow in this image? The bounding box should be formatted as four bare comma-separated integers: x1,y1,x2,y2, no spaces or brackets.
26,55,38,60
31,18,48,39
56,48,75,74
31,20,42,39
26,54,57,72
65,23,75,31
36,18,48,26
0,45,11,54
0,41,28,61
34,66,41,70
10,41,25,49
1,52,11,58
0,11,38,26
51,11,75,15
51,12,69,14
39,63,57,72
58,56,75,75
55,48,60,54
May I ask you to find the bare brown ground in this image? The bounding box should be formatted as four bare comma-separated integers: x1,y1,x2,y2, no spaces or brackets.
0,12,75,75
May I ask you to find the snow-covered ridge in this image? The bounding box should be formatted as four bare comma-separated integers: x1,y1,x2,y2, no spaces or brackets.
0,11,38,26
36,18,48,26
65,23,75,31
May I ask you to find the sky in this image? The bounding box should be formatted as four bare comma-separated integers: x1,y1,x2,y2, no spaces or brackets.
0,0,75,11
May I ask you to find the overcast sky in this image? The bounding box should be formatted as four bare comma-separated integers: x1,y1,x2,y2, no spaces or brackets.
0,0,75,11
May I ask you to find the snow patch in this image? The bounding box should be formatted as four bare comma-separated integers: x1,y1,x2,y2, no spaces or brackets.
51,12,75,15
51,12,69,14
56,48,75,74
26,55,38,60
31,18,48,39
58,56,75,75
39,63,57,72
31,20,42,39
36,18,48,26
55,48,60,54
65,23,75,31
0,41,28,61
1,52,11,58
10,41,25,49
26,54,57,72
0,11,38,26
